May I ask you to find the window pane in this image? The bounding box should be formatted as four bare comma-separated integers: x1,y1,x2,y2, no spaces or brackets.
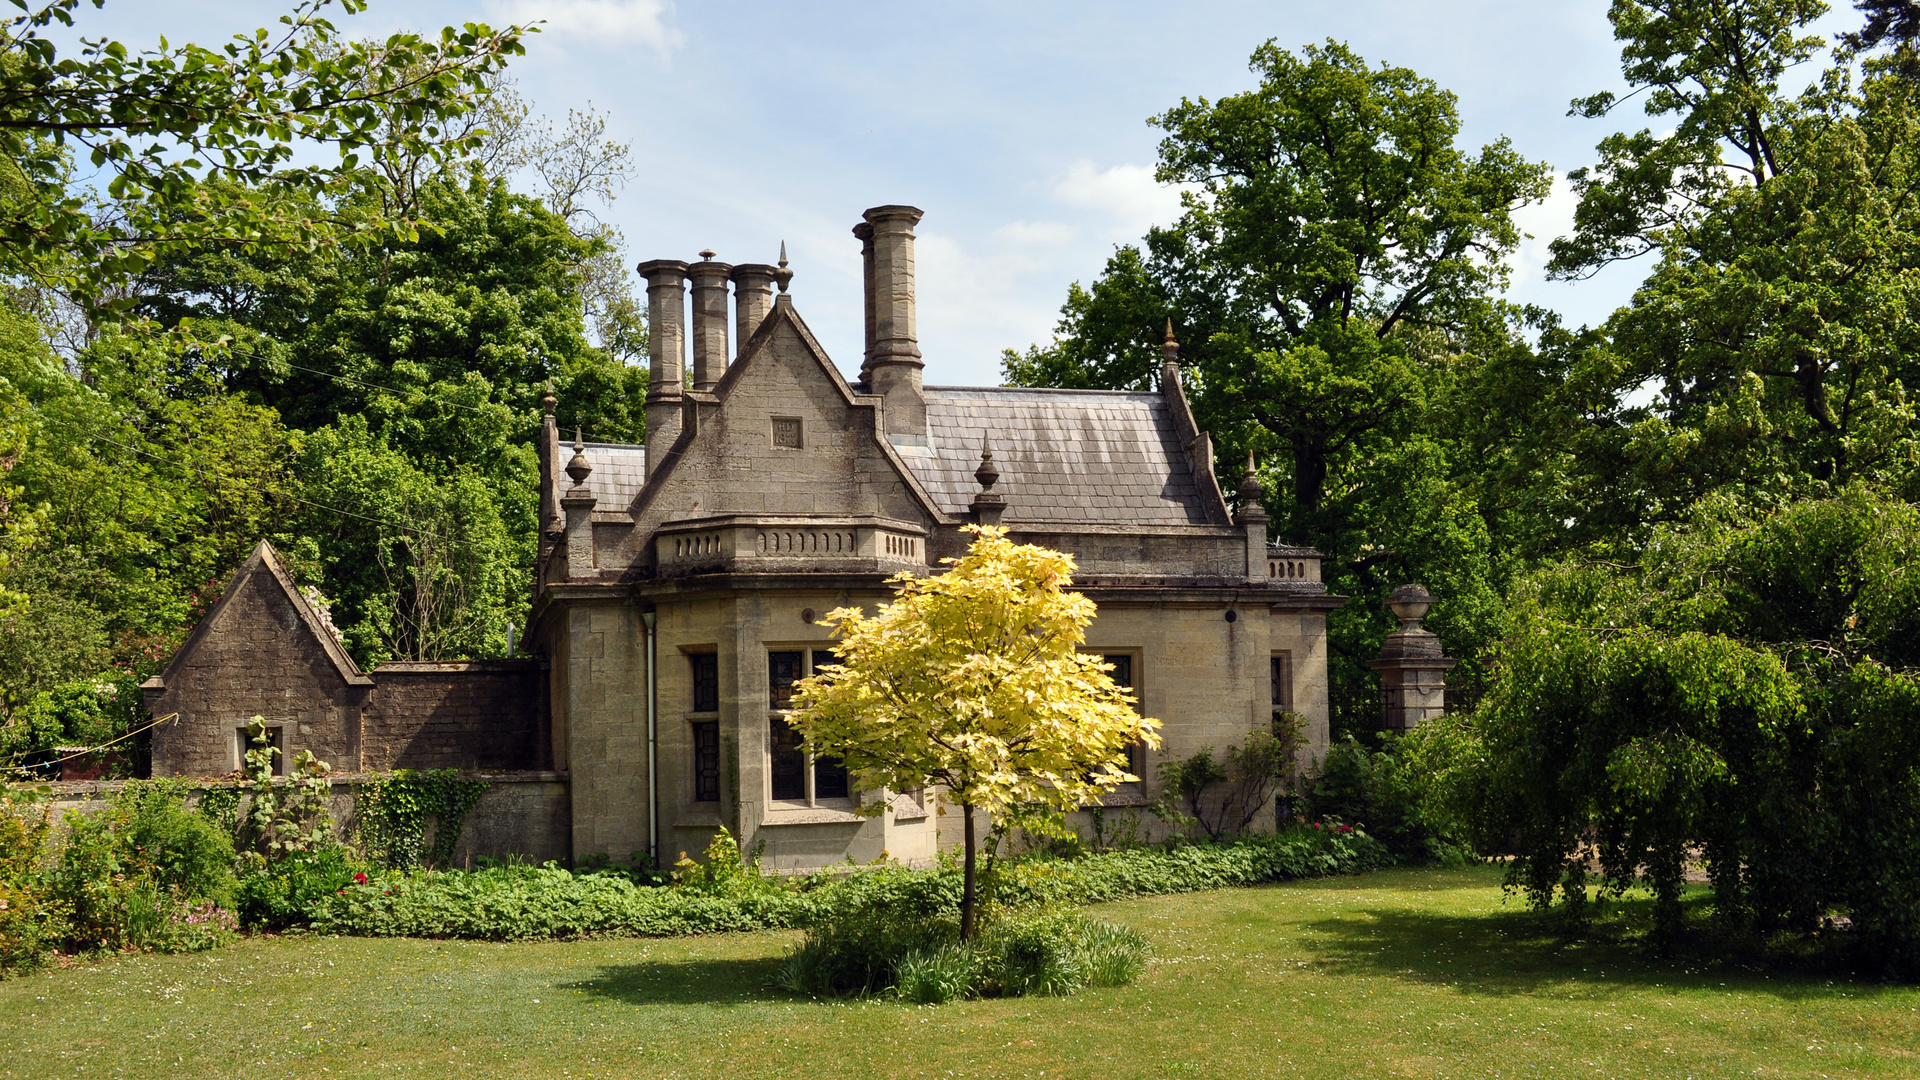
769,650,805,709
692,721,720,802
814,755,850,800
1103,654,1133,688
1271,655,1288,708
769,716,806,800
691,653,719,712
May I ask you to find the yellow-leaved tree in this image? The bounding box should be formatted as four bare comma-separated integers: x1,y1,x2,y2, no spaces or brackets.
788,525,1161,939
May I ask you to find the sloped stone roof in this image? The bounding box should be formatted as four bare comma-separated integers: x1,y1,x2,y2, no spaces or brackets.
910,387,1212,526
583,443,646,518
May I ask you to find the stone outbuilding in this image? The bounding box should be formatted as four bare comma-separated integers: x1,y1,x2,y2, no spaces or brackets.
142,542,552,777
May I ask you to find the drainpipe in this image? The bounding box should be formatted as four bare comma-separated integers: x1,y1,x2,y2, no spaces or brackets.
642,608,658,867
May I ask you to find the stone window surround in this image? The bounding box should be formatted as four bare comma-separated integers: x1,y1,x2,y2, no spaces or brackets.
677,647,724,822
764,646,855,818
1083,647,1148,807
232,721,285,776
1271,651,1294,712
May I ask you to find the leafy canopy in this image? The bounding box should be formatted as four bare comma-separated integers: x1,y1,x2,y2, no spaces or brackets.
0,0,527,301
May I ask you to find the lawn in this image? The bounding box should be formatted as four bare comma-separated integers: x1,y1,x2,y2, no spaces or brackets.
4,865,1918,1080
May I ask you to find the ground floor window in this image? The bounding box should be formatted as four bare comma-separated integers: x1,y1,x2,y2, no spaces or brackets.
768,648,850,806
1084,652,1144,787
692,720,721,802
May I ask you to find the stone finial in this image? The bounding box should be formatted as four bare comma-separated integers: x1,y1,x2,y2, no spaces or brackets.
1162,319,1180,363
773,241,793,294
1236,450,1268,524
699,248,717,261
1237,450,1263,503
542,383,556,416
974,431,1000,491
1386,584,1435,631
971,431,1005,526
566,428,593,486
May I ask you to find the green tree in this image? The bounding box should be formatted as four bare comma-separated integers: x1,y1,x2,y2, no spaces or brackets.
1437,490,1920,966
0,0,526,303
788,527,1162,940
1537,0,1920,523
1007,40,1548,721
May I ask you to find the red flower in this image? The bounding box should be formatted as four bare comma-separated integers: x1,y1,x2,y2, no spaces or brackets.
353,872,369,885
1312,822,1323,829
1338,824,1352,833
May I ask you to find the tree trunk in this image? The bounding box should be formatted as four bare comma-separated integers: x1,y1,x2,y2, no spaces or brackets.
961,800,977,942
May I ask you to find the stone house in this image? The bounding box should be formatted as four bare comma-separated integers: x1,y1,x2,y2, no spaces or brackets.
143,204,1345,872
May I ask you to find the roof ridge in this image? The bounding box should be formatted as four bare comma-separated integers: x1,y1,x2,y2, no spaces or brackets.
923,385,1155,397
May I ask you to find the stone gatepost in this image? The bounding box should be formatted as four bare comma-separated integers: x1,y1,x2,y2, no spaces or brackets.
1368,584,1456,731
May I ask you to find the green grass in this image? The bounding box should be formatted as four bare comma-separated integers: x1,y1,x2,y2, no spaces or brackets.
5,865,1919,1079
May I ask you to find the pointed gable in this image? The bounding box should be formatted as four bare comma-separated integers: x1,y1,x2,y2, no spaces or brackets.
625,296,944,536
142,541,370,695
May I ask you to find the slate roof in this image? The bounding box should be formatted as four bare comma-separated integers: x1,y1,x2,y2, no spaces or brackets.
583,443,647,514
910,387,1213,526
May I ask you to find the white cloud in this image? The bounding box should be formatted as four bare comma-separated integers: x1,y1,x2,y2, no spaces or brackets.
487,0,684,56
1049,160,1187,239
1509,169,1576,282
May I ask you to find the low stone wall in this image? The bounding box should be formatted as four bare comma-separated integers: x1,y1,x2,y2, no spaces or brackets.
27,771,572,867
362,660,551,773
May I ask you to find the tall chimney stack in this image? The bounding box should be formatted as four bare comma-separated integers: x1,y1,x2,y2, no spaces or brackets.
730,262,777,356
687,252,732,391
861,205,925,439
637,259,689,473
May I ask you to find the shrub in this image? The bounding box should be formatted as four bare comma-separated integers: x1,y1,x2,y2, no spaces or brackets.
307,826,1390,944
0,792,61,974
774,902,1144,1003
45,783,241,952
1308,733,1474,864
1154,716,1305,839
975,907,1093,997
894,942,980,1004
236,845,370,930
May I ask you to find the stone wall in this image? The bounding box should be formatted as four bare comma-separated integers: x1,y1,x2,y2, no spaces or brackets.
34,772,571,867
362,661,551,772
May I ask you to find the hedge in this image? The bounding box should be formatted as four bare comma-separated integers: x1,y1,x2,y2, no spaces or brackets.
308,826,1391,941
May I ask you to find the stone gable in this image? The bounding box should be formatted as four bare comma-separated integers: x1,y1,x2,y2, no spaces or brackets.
622,299,940,560
143,542,371,777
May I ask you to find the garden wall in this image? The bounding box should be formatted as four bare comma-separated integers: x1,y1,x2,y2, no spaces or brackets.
28,771,572,867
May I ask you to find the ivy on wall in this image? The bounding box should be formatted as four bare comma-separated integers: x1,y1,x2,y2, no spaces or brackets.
357,770,491,870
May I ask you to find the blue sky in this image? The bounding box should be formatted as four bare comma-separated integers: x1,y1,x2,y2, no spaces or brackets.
73,1,1863,386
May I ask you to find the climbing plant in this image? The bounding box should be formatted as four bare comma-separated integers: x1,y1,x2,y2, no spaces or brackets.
357,770,490,870
237,716,334,858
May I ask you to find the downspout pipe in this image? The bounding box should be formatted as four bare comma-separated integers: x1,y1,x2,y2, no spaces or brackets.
642,608,658,868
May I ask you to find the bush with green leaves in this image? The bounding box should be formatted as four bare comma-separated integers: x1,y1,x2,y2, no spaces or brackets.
0,781,240,972
1307,733,1475,865
307,825,1388,944
1153,716,1305,840
1433,490,1920,969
